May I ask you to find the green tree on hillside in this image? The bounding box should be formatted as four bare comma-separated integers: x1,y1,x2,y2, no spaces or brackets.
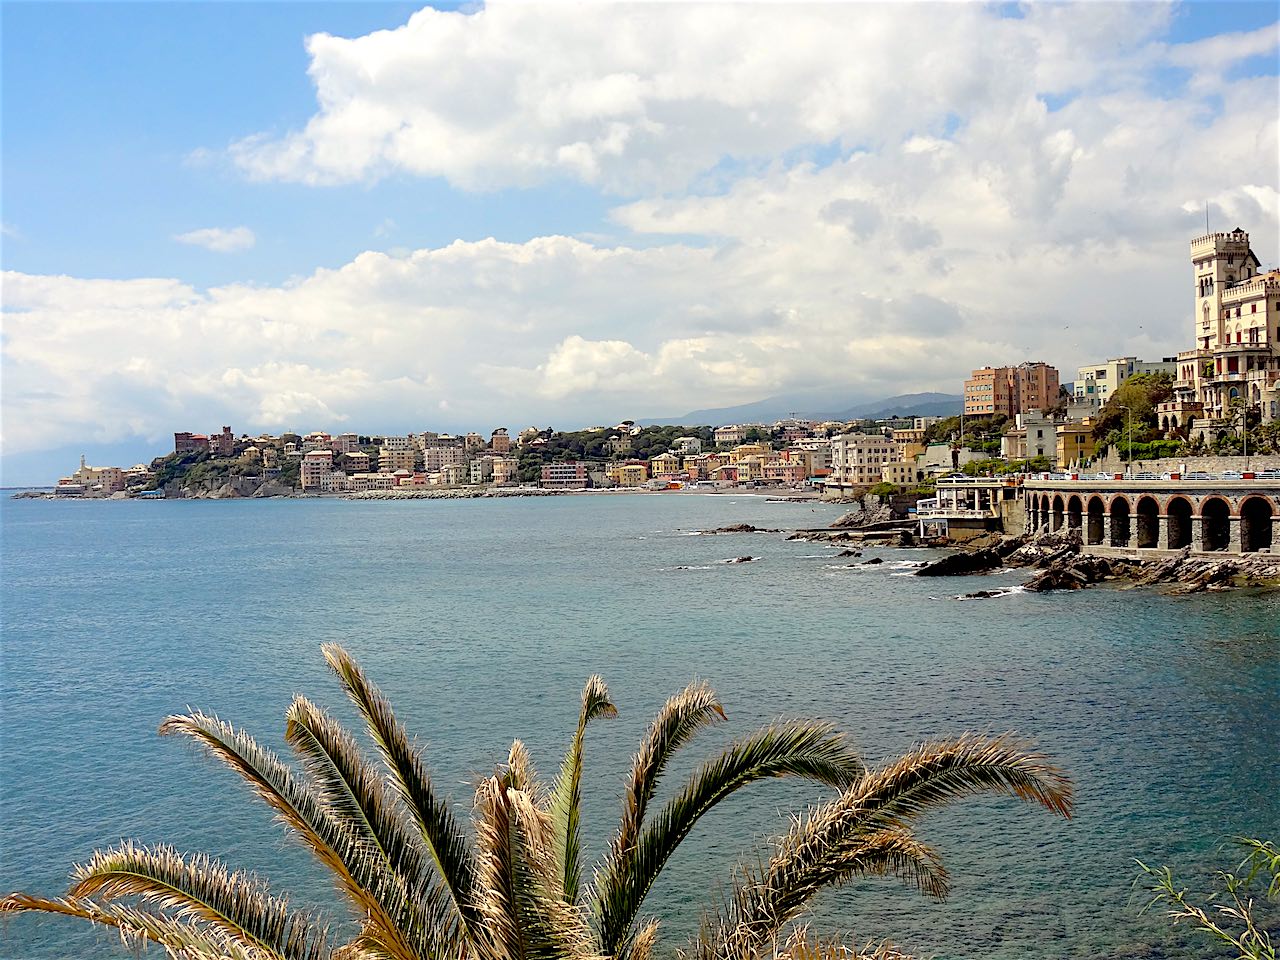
1092,373,1173,442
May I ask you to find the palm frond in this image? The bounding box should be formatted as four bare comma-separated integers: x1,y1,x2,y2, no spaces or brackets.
472,771,598,960
158,710,418,957
629,919,660,960
697,828,948,959
0,892,275,959
611,681,725,869
594,720,863,956
776,928,920,960
692,733,1071,960
63,842,329,960
285,695,463,957
321,643,479,940
547,675,616,905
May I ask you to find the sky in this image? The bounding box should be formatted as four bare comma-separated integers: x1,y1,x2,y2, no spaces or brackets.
2,1,1278,485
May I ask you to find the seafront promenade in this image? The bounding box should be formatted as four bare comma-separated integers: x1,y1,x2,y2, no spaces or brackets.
1024,476,1280,558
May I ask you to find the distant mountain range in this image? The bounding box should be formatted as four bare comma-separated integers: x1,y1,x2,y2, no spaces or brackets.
644,391,962,426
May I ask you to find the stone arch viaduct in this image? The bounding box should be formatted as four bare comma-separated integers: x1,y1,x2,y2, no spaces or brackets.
1023,479,1280,556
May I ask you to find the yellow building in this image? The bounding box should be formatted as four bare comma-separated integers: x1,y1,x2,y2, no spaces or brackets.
606,462,649,487
736,456,764,481
649,452,682,477
1056,419,1096,469
729,442,771,463
379,447,417,472
880,462,918,485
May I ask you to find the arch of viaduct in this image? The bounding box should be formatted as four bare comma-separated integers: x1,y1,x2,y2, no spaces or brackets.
1023,481,1279,555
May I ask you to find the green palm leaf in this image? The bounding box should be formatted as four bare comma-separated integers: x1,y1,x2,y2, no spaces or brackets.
611,681,725,870
696,828,948,960
546,675,616,904
694,733,1072,959
66,842,329,960
285,695,463,956
159,710,418,958
0,892,276,960
593,719,864,956
321,644,479,940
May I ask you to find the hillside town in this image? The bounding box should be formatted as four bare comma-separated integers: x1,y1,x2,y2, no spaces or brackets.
50,227,1280,503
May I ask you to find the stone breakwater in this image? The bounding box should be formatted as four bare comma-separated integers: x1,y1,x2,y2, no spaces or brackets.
342,487,563,500
916,530,1280,594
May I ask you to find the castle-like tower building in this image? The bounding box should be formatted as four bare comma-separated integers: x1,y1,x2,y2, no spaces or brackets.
1173,228,1280,424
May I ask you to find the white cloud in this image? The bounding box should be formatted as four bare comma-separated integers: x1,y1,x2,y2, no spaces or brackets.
226,2,1274,196
4,3,1278,469
173,226,256,253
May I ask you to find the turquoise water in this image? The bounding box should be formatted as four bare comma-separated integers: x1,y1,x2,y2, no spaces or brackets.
1,494,1276,959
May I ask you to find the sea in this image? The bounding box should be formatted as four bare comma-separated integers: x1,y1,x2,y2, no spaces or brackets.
1,493,1276,960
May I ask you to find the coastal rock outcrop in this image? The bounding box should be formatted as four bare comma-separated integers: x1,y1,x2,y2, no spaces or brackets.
702,523,778,534
915,548,1003,577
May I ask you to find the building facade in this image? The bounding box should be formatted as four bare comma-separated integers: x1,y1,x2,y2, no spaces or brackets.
1174,228,1280,424
964,362,1060,417
541,461,588,489
827,433,899,487
1073,357,1177,405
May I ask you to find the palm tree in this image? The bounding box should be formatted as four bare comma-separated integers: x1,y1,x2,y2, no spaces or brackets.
2,644,1072,960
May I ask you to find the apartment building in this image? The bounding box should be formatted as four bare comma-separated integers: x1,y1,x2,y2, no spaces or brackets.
714,424,746,446
1073,357,1177,405
606,461,649,487
964,362,1060,417
332,433,360,454
490,428,512,453
649,452,683,478
828,433,899,487
1056,419,1096,469
541,461,589,489
380,447,417,472
492,457,520,486
300,450,334,490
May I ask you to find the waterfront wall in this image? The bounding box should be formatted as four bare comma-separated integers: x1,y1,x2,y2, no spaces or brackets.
1096,451,1280,475
1024,478,1280,559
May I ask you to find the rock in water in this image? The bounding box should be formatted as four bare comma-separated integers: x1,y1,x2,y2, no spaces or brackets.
914,549,1003,577
862,556,884,565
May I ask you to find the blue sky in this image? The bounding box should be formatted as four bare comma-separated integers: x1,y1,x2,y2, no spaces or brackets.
3,1,1278,485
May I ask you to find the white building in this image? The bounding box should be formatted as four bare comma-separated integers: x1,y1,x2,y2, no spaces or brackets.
827,433,899,487
714,424,746,446
1074,357,1177,405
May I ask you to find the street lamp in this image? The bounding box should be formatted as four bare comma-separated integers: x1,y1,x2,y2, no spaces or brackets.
1117,404,1133,477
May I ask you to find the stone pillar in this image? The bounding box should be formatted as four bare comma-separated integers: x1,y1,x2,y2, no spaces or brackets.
1106,513,1117,547
1105,514,1126,545
1191,516,1204,553
1157,515,1170,551
1229,516,1243,554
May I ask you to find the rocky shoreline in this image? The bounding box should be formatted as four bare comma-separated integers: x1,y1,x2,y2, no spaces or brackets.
913,530,1280,595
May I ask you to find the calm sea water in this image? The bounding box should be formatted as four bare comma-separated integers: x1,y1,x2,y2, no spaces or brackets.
1,494,1276,960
